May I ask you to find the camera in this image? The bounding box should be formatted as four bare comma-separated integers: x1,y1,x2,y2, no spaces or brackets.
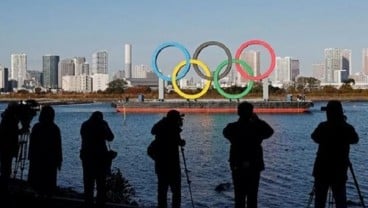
17,99,40,129
2,99,41,131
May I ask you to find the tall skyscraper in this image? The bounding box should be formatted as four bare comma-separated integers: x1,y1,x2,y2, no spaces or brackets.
363,48,368,75
10,53,27,88
92,51,108,74
0,65,9,92
324,48,351,83
43,55,60,89
125,44,132,79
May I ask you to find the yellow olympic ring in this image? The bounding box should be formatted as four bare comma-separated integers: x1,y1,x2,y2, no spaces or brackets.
172,59,212,100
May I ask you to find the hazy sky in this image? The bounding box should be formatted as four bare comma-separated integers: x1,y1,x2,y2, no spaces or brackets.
1,0,367,78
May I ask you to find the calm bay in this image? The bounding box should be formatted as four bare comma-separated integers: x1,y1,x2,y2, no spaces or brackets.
1,101,368,208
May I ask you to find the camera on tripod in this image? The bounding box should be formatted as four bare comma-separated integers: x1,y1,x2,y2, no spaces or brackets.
15,99,40,131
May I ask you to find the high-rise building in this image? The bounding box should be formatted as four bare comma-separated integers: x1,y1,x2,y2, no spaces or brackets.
312,63,325,81
236,50,260,86
10,53,27,88
324,48,351,83
60,59,75,76
73,57,86,75
59,58,75,89
290,59,300,81
92,51,108,74
240,50,260,76
43,55,60,89
124,44,132,79
362,48,368,75
270,57,300,87
0,65,9,92
27,70,42,88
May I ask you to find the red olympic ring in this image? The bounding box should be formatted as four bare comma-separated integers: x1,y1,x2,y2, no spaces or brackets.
235,39,276,81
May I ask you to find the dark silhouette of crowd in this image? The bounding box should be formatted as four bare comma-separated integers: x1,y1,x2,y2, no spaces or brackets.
0,100,363,208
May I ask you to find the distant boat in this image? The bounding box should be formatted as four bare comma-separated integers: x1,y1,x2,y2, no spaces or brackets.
112,99,314,114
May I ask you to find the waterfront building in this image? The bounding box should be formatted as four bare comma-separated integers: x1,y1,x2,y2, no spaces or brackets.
43,55,60,89
82,62,90,75
270,57,300,87
10,53,27,89
312,63,325,81
363,48,368,75
62,74,92,92
73,57,86,75
125,43,132,79
238,50,260,86
91,73,109,92
0,65,9,92
132,64,150,78
92,51,108,74
324,48,351,84
27,70,42,89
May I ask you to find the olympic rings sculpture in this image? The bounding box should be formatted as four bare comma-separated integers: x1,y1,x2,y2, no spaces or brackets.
151,39,276,99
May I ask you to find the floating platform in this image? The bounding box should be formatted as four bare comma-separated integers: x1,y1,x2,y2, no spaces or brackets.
112,99,314,114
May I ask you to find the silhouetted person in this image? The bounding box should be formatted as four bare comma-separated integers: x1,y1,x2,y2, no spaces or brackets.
80,111,114,208
28,105,62,199
223,101,274,208
151,110,185,208
0,102,21,204
311,100,359,208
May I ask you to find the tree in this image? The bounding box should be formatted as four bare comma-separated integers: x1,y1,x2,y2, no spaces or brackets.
105,79,127,93
342,78,355,85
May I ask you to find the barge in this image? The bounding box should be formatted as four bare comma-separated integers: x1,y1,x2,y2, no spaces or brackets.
112,99,314,114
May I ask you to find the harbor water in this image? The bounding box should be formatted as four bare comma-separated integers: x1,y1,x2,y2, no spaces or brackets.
1,101,368,208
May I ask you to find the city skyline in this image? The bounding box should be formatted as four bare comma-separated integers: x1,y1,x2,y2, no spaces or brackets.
1,0,368,78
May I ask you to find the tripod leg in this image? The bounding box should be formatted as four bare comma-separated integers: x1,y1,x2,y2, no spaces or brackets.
180,147,195,208
349,162,366,208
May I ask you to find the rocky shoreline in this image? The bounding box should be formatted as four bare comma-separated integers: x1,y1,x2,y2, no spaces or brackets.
5,168,139,208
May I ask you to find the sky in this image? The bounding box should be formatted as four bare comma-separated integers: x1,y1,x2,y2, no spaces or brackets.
1,0,368,78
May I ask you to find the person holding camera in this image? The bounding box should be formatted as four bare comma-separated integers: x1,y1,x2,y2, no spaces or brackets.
80,111,114,208
150,109,186,208
311,100,359,208
0,102,22,202
223,101,274,208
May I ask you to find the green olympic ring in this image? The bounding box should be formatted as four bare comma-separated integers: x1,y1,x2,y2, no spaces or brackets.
213,59,254,99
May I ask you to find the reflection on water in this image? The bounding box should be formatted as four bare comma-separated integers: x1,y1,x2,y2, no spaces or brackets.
1,101,367,208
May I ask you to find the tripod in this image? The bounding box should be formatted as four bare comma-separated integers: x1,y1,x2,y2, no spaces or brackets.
13,131,30,180
180,146,195,208
306,162,366,208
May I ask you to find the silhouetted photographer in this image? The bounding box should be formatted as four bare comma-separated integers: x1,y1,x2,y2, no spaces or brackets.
0,100,39,205
223,101,274,208
150,110,186,208
311,100,359,208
